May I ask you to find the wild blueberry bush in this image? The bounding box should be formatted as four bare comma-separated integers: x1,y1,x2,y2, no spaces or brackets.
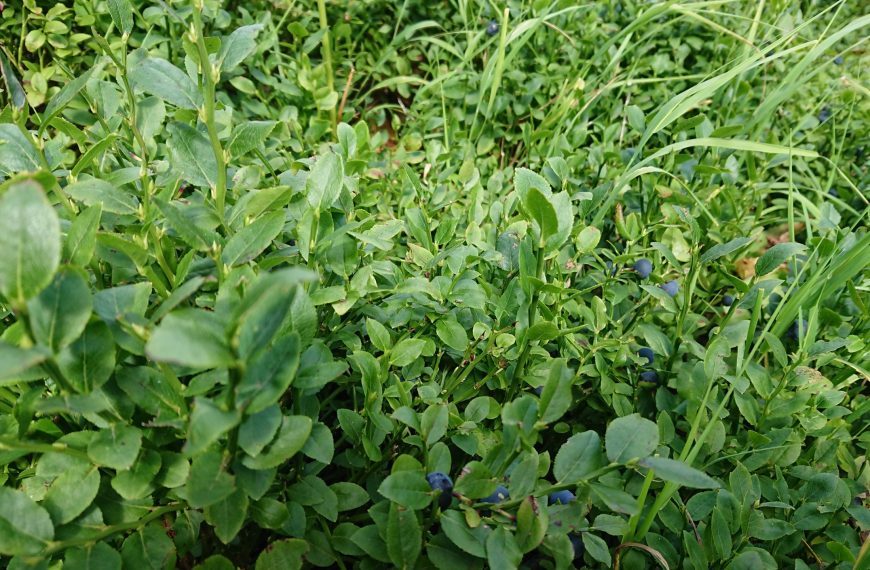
0,1,868,569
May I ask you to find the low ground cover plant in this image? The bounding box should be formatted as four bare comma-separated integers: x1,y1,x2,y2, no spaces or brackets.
0,0,868,568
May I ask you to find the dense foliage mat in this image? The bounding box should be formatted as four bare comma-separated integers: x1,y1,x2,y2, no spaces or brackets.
0,0,868,568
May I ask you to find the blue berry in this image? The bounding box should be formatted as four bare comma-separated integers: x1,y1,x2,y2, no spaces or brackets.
482,485,509,504
661,280,679,297
534,385,544,396
766,293,782,315
819,106,832,122
605,260,618,276
788,319,809,340
633,258,653,279
637,347,654,365
426,472,454,508
834,55,843,65
723,294,734,306
570,534,585,560
639,370,658,384
486,20,499,36
548,490,575,505
828,188,839,198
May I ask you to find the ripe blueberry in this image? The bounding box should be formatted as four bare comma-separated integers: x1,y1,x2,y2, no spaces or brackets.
766,293,782,315
534,385,544,396
819,106,832,122
661,280,679,297
605,260,618,276
639,370,658,384
548,490,575,505
486,20,499,36
787,319,809,340
633,258,653,279
426,472,454,508
570,534,585,560
482,485,510,504
637,347,654,365
834,55,843,65
723,294,734,306
828,188,839,198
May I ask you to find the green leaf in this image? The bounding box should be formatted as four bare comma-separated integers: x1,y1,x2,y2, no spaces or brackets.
27,267,92,352
64,542,122,570
524,188,559,246
0,487,54,556
386,502,422,569
38,453,100,525
57,320,116,392
515,496,548,553
440,510,488,558
554,430,602,483
219,25,264,73
421,403,449,446
0,342,50,385
255,539,309,570
605,413,659,464
64,203,101,266
121,524,177,570
229,120,277,157
195,555,236,570
167,122,218,188
88,424,142,470
65,178,139,215
626,104,646,132
453,461,496,499
0,125,41,174
485,526,522,570
332,481,369,512
378,471,433,510
747,511,795,540
704,336,730,380
700,237,753,263
239,405,283,458
234,270,310,359
546,191,574,252
0,179,61,305
638,456,720,489
112,449,162,500
390,338,426,367
527,321,560,342
538,358,574,424
582,532,611,566
575,225,601,253
435,317,468,351
129,58,202,110
755,242,806,275
724,549,778,570
712,507,732,559
107,0,134,35
186,449,236,508
146,309,233,369
40,63,105,136
185,398,242,456
155,199,219,252
241,415,312,469
0,52,26,111
366,317,392,352
306,152,344,211
204,488,249,544
221,211,285,267
237,333,301,414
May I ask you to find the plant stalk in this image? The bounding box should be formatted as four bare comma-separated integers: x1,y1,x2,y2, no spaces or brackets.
191,2,228,224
